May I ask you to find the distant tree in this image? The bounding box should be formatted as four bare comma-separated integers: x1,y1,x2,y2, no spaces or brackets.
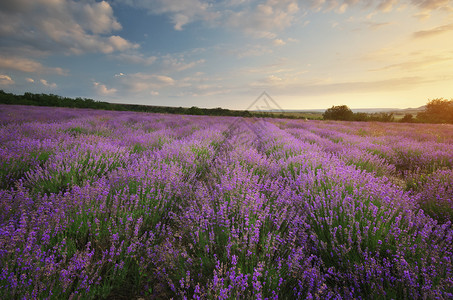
323,105,354,121
187,106,203,115
371,112,394,122
417,98,453,124
400,113,414,123
353,112,369,122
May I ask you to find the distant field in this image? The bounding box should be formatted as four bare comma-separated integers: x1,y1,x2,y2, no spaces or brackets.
1,105,452,299
265,109,422,121
391,109,422,121
266,111,324,119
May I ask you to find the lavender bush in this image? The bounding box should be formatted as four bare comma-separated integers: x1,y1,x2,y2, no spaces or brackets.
1,105,452,299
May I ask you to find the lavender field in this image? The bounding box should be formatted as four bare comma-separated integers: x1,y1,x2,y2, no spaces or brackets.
1,104,453,299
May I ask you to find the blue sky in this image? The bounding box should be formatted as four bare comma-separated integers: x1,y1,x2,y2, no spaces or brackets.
1,0,453,110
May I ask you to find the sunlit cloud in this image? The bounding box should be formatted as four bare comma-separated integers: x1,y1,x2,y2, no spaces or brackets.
2,0,453,108
227,44,273,58
0,56,67,75
410,0,452,10
112,53,157,65
364,21,394,30
113,0,219,31
413,23,453,38
117,73,175,93
249,73,443,96
0,74,14,86
161,56,206,72
0,0,137,55
225,0,300,38
372,55,453,71
94,82,117,96
377,0,399,12
273,39,286,46
40,79,57,89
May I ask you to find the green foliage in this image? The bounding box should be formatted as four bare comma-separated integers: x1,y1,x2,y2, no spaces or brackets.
417,98,453,124
323,105,354,121
367,112,394,122
400,113,414,123
353,112,369,122
0,90,265,119
0,150,53,189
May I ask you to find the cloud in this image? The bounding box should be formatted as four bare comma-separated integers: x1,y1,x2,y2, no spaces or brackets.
377,0,399,12
78,1,122,34
225,0,300,39
372,55,453,71
107,36,138,52
161,56,206,72
364,21,393,30
0,74,14,86
116,0,301,38
26,78,34,83
113,53,157,65
113,0,453,42
0,0,138,55
94,82,117,96
117,73,175,93
227,44,273,58
308,76,423,94
315,76,441,94
307,0,453,13
0,56,67,75
249,72,439,95
114,0,219,30
410,0,452,11
413,23,453,38
40,79,57,89
273,39,286,46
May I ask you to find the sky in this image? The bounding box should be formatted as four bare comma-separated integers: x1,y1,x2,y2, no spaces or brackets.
1,0,453,110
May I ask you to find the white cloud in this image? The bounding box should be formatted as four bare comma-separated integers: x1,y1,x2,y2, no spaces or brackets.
413,23,453,38
115,0,301,38
117,73,175,93
0,56,67,75
114,0,219,31
307,0,452,13
0,0,138,55
225,0,300,39
0,74,14,86
113,53,157,65
94,82,117,95
372,54,453,71
377,0,399,12
227,44,273,58
161,56,206,72
113,0,453,42
249,72,442,96
26,78,34,83
273,39,286,46
40,79,57,89
410,0,452,11
78,1,122,34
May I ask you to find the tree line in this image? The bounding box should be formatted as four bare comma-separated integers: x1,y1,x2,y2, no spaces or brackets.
323,99,453,124
1,90,452,124
0,90,257,118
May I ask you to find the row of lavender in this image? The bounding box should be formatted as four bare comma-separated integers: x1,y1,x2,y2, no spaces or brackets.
276,119,453,222
0,104,452,299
